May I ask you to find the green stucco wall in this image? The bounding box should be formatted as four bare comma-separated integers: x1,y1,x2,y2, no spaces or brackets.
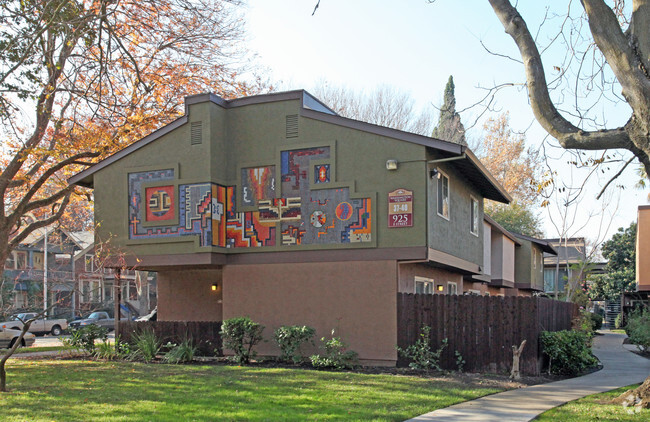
90,95,485,269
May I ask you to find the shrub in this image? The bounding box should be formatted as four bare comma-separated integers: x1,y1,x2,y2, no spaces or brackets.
273,325,316,364
614,312,624,329
625,309,650,352
540,330,598,375
163,339,197,364
94,338,131,360
310,330,358,370
220,316,265,364
129,328,161,362
397,325,448,371
64,325,109,355
588,312,603,330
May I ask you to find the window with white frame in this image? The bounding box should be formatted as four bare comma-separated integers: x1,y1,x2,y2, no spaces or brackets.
437,171,450,219
447,281,458,295
85,254,94,272
470,196,479,236
80,279,101,303
415,277,435,294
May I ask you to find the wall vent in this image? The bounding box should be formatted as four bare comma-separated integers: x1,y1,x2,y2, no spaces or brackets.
286,114,298,138
190,121,203,145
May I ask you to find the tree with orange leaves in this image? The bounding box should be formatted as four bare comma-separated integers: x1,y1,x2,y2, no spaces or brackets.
0,0,265,268
477,113,544,236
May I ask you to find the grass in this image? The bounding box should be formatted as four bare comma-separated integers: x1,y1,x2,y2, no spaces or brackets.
534,384,649,421
0,359,503,421
5,345,72,354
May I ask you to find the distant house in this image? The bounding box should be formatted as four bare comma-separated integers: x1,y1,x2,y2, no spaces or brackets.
542,237,587,296
622,205,650,315
2,227,155,318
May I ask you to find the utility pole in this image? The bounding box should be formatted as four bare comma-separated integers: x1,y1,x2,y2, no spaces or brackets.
43,228,48,317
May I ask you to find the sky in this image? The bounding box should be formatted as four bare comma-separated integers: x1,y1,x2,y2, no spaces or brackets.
243,0,648,248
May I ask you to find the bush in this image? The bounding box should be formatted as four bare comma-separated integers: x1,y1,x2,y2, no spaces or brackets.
588,312,603,330
614,312,624,329
163,339,197,364
273,325,316,364
129,328,161,362
64,325,109,355
540,330,598,375
397,325,448,371
220,317,265,364
625,309,650,352
94,338,131,360
310,330,358,370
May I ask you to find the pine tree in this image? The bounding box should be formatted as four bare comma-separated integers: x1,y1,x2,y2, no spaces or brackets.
432,76,466,145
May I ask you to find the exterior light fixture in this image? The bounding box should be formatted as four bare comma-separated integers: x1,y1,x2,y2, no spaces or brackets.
430,168,440,179
386,159,398,171
437,285,444,292
211,283,218,291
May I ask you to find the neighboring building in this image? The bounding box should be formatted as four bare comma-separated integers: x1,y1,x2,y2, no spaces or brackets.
513,233,556,296
70,90,517,365
543,237,587,296
2,227,155,319
623,205,650,316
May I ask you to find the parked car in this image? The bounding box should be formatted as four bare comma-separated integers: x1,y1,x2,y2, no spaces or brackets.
69,311,130,331
0,312,68,336
0,326,36,349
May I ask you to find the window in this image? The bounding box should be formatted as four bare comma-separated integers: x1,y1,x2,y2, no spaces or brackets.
447,282,458,295
15,251,27,269
80,279,101,303
437,172,450,219
470,197,479,236
415,277,434,294
85,254,94,272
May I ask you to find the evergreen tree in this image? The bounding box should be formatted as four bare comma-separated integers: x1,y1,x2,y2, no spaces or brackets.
432,76,466,145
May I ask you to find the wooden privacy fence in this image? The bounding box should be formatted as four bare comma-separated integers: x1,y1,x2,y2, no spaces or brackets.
120,321,223,356
397,294,579,375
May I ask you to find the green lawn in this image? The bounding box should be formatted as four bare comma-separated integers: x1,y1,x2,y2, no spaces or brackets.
534,384,649,421
1,359,503,421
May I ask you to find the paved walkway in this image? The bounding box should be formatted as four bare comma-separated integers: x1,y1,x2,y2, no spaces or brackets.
407,330,650,421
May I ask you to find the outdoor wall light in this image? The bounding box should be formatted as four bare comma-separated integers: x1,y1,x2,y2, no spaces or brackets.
211,283,218,291
437,285,445,292
386,159,398,171
430,168,440,179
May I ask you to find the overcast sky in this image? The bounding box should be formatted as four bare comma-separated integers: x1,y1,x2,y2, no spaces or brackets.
244,0,647,247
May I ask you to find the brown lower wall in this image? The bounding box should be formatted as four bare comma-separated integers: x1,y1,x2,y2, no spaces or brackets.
398,263,463,294
157,269,223,321
223,260,398,365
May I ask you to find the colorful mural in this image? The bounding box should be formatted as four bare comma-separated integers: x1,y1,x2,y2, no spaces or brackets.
241,166,275,207
128,146,371,249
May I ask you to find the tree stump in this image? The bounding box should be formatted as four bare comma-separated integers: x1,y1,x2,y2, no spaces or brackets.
611,375,650,410
510,340,527,380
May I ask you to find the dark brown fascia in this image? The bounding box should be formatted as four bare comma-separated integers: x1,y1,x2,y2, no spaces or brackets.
427,248,482,275
106,246,429,271
484,214,522,245
512,232,557,255
488,278,515,288
514,282,543,292
639,205,650,210
463,149,512,203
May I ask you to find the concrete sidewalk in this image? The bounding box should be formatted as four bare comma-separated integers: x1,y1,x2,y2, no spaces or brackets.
407,331,650,421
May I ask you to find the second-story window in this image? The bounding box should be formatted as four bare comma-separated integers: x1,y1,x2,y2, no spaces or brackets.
85,254,94,272
470,197,479,236
437,171,450,220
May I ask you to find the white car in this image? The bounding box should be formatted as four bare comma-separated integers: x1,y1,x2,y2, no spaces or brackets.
0,326,36,349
